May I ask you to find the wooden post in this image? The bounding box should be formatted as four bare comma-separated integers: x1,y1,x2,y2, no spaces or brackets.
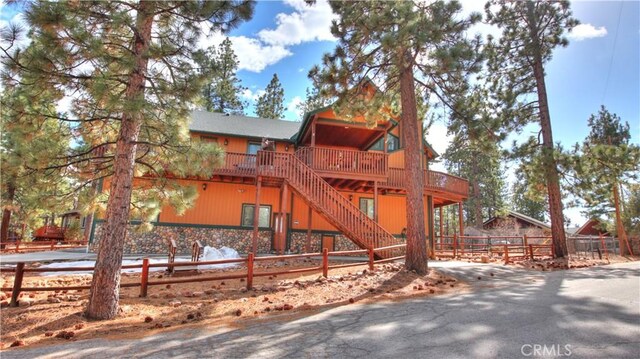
458,202,464,237
322,248,328,278
368,248,374,271
373,181,379,222
599,233,609,262
281,185,288,254
246,253,254,290
504,245,509,264
50,241,55,251
453,233,458,258
439,206,444,242
529,244,534,261
523,235,528,247
10,262,25,307
306,206,312,253
252,177,262,254
15,241,20,253
140,258,149,297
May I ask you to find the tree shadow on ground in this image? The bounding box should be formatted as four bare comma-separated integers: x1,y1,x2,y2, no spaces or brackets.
3,262,639,359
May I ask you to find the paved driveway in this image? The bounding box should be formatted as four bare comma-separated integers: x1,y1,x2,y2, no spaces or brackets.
4,261,639,358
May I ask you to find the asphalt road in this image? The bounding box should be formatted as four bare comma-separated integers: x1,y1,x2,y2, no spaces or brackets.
4,261,639,359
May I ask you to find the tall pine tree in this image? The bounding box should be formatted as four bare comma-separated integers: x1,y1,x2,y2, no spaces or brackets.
571,106,640,254
1,0,254,319
485,0,578,257
311,1,481,274
255,73,285,119
196,37,246,115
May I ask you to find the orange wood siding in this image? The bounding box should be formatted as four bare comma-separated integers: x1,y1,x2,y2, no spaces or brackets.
158,181,281,226
389,150,405,168
191,133,293,154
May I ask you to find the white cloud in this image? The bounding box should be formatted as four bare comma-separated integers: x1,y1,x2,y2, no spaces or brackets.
231,36,292,73
258,0,337,47
240,88,265,102
568,23,607,41
284,96,304,120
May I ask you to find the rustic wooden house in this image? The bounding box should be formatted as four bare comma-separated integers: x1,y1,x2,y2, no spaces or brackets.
90,105,469,257
483,210,551,236
573,218,610,236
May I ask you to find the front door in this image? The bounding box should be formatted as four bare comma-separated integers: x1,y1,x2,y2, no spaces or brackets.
322,235,335,252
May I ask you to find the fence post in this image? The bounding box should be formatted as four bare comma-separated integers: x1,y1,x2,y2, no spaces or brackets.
523,235,528,247
247,253,254,290
15,241,20,253
50,241,55,251
368,248,374,271
503,245,509,264
140,258,149,298
10,262,25,307
528,244,534,261
487,236,492,255
453,234,457,258
322,248,328,278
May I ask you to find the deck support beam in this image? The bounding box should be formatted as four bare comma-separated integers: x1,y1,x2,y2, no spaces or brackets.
373,181,379,222
306,206,312,253
252,177,262,254
458,202,464,237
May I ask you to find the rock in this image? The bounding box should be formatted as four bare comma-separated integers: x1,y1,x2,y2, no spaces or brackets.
204,289,217,295
55,331,75,340
149,294,160,299
74,323,85,330
192,291,204,297
44,332,54,337
144,316,153,323
283,304,293,310
169,300,182,307
477,276,482,280
10,340,24,347
19,299,32,307
348,298,355,304
235,309,242,316
1,300,10,308
187,313,195,320
429,289,435,294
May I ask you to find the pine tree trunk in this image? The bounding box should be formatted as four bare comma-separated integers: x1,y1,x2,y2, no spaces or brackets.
400,54,428,274
1,181,16,243
85,1,154,320
471,159,483,227
613,183,632,255
526,1,567,258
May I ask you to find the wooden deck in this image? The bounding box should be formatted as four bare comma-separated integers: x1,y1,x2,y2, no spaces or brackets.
210,147,469,198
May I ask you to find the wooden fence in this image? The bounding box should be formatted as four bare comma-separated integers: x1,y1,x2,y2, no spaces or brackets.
434,234,553,263
0,240,88,253
1,245,407,308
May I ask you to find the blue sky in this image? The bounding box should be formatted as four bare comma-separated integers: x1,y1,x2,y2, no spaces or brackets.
1,0,638,225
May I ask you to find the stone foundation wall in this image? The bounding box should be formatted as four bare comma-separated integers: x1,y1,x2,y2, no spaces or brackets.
288,231,362,254
91,222,273,255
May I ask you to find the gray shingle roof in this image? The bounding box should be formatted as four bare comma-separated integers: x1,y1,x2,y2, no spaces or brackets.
190,111,301,141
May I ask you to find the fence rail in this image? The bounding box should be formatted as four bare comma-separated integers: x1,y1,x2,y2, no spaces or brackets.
0,245,406,307
0,240,88,253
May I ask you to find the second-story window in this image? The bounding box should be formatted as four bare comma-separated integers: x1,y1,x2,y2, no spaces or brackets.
247,142,261,155
359,198,375,219
200,135,218,143
369,133,399,152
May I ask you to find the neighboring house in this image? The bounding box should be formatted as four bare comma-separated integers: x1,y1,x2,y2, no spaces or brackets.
483,210,551,236
573,218,610,236
91,102,469,257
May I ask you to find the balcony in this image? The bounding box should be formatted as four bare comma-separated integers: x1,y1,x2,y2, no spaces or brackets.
385,168,469,198
211,152,257,177
295,147,388,179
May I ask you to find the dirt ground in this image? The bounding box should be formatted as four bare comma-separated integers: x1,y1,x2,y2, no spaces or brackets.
506,254,639,271
0,259,469,351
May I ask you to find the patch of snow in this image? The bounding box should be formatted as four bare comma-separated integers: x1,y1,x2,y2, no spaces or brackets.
35,246,241,276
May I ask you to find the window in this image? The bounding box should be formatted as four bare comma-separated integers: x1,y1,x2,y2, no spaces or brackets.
369,133,399,152
241,204,271,228
359,198,375,219
200,135,218,143
247,142,261,155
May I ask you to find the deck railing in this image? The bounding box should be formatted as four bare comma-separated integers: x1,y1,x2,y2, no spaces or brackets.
386,168,469,197
211,152,257,177
295,147,388,178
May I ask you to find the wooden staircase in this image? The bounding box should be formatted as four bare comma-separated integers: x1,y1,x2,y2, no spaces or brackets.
257,151,405,259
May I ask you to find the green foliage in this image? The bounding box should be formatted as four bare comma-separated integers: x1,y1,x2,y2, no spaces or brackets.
311,1,481,126
1,1,253,230
511,166,548,222
622,184,640,236
444,85,507,226
297,85,332,117
255,73,285,119
196,38,247,115
570,106,640,226
0,70,75,234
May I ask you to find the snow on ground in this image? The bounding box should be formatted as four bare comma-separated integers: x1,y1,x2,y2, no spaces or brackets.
36,246,241,276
